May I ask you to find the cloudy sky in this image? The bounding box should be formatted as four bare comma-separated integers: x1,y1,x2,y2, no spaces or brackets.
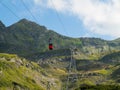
0,0,120,40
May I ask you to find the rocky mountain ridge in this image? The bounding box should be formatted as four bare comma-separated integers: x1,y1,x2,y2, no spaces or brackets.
0,19,119,59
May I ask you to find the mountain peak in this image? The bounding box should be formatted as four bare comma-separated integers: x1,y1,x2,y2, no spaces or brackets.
7,18,46,30
0,21,6,30
16,18,34,25
13,18,48,31
18,18,30,23
16,18,43,28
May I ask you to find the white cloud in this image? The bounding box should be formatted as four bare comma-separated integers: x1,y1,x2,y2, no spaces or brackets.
33,0,47,6
47,0,70,12
33,0,120,38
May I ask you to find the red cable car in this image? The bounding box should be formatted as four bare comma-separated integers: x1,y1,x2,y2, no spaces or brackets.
49,38,53,50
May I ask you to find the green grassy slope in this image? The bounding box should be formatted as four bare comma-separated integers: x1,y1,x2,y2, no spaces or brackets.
0,53,62,90
0,52,120,90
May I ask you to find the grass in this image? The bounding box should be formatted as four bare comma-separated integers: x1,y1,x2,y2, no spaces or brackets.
0,53,45,90
75,84,120,90
94,69,109,75
0,52,120,90
0,53,17,59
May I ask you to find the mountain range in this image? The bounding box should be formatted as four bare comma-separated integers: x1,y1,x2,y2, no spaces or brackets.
0,19,120,58
0,19,120,90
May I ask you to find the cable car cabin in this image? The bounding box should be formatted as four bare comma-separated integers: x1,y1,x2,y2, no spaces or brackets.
49,43,53,50
49,38,53,50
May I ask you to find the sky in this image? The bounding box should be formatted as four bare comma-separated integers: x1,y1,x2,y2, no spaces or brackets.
0,0,120,40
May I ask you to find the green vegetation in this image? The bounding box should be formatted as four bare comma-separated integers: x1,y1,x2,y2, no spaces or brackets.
0,53,17,59
94,69,109,75
100,51,120,64
0,54,44,90
75,84,120,90
0,19,120,90
0,53,61,90
0,19,120,58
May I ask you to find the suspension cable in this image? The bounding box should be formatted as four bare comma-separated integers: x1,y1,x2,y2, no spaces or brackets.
20,0,38,23
0,1,20,19
50,0,69,36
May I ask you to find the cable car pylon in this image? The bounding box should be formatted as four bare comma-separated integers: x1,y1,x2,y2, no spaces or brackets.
66,47,78,90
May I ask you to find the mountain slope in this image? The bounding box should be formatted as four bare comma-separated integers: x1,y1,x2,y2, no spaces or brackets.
1,52,120,90
100,51,120,64
0,19,120,59
0,19,81,56
0,19,120,90
0,53,43,89
0,53,62,90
